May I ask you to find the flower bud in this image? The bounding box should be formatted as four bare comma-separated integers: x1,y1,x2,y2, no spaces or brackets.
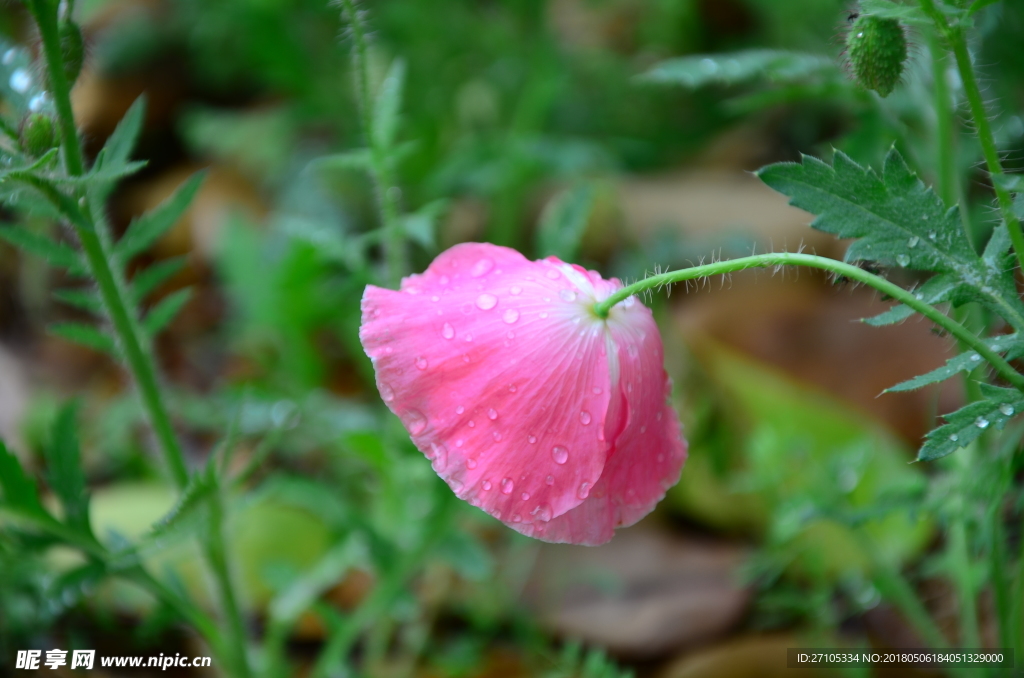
846,14,908,98
20,113,57,157
59,21,85,85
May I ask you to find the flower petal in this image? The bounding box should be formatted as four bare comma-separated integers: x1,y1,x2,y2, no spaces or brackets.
360,243,614,527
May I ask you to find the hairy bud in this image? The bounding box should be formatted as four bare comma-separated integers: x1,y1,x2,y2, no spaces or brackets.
20,113,57,156
59,21,85,85
845,14,908,98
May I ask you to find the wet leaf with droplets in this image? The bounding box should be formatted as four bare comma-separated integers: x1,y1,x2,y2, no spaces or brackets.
918,384,1024,461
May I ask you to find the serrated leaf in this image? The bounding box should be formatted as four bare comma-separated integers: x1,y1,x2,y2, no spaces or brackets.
53,288,102,314
640,50,837,89
49,322,118,357
45,403,91,534
0,438,47,518
48,561,105,610
143,288,192,336
863,275,958,326
130,257,188,302
372,59,406,150
147,467,216,542
758,149,1024,332
918,385,1024,461
0,226,86,275
536,183,597,262
101,96,146,168
116,172,205,262
887,334,1024,392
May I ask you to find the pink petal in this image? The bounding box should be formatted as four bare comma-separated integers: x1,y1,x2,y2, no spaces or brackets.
360,243,613,527
359,242,687,546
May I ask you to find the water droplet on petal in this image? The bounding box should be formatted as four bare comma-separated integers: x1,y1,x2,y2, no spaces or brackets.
439,275,450,285
500,478,514,494
456,405,465,414
577,482,591,499
521,492,531,501
442,323,455,340
503,309,520,324
1000,403,1015,416
476,293,498,310
468,420,475,428
380,383,395,402
493,431,502,441
559,289,576,302
552,446,569,464
546,269,560,280
896,254,910,267
482,480,492,491
539,312,548,319
509,384,517,393
487,408,498,420
467,458,478,469
976,417,990,429
406,410,427,435
592,386,603,395
455,439,464,448
510,285,522,295
430,443,448,471
532,504,552,522
528,435,537,444
471,259,494,277
545,475,554,486
415,356,428,370
512,514,522,523
580,411,591,425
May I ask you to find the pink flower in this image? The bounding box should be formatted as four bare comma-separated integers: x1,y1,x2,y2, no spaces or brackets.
359,243,687,545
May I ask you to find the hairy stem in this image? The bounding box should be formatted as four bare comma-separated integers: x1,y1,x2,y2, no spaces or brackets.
340,0,406,287
29,2,251,675
592,252,1024,391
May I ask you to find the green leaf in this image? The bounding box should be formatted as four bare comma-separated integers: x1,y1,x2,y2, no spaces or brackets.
863,275,957,326
758,149,1024,332
51,159,148,185
536,183,597,262
53,288,102,314
640,50,837,89
918,385,1024,461
45,403,91,534
101,96,146,168
268,538,365,625
147,467,216,542
116,172,205,262
858,0,930,24
372,59,406,150
0,226,86,275
49,322,118,357
967,0,1001,14
0,438,47,518
401,199,447,250
143,288,192,336
886,334,1024,392
130,257,188,302
310,149,372,172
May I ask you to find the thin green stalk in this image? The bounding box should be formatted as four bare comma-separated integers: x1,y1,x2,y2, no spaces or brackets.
340,0,406,287
205,489,252,677
920,0,1024,273
592,252,1024,391
28,3,252,675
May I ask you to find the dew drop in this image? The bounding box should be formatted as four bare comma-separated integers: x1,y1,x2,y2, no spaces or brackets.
521,492,531,501
949,434,959,442
493,431,502,441
456,405,465,414
971,354,982,361
559,289,577,302
9,69,31,93
928,231,937,240
552,446,569,464
580,411,592,425
528,435,537,444
509,384,518,393
539,312,548,319
1000,403,1015,416
545,475,554,486
380,383,395,402
512,514,522,523
507,331,516,339
406,410,427,435
415,356,428,370
471,259,494,277
577,482,591,499
623,296,636,308
503,309,520,324
476,293,498,310
430,443,448,472
482,480,492,491
467,458,478,469
975,417,990,429
592,386,603,395
464,333,473,342
908,236,919,248
439,275,450,285
455,439,464,448
500,478,514,495
442,322,455,340
468,420,475,428
2,48,16,65
896,254,910,267
546,269,560,280
28,93,47,112
510,285,523,295
487,408,498,420
532,504,553,522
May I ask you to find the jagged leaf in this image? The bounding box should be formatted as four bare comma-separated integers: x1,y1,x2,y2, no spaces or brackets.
49,323,118,357
147,466,216,542
53,288,102,314
143,288,192,336
116,172,205,262
863,275,957,326
536,183,597,262
45,403,91,534
130,257,188,302
0,226,86,275
100,96,146,168
640,50,837,89
0,438,48,519
887,334,1024,392
918,385,1024,461
758,149,1024,331
372,59,406,150
52,158,148,185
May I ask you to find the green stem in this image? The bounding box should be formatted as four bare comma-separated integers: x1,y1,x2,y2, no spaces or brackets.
28,3,252,675
592,252,1024,391
928,29,971,243
920,0,1024,273
205,489,252,676
340,0,406,287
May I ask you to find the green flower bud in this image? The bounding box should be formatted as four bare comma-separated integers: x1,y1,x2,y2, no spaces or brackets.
20,113,57,157
59,21,85,85
846,14,908,98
